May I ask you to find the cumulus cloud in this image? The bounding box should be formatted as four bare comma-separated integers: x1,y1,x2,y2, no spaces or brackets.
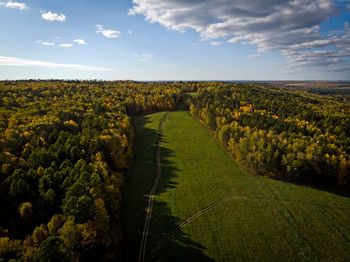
60,44,73,48
0,56,113,72
129,0,350,73
42,11,67,22
73,39,87,45
0,1,28,10
96,24,121,38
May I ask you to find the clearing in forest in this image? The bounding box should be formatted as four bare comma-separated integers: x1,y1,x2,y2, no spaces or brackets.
123,110,350,261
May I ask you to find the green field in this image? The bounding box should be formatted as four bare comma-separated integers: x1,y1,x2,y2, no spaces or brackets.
123,110,350,261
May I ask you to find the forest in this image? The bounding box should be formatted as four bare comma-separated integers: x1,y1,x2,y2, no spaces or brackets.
0,81,349,261
0,81,186,261
188,84,350,186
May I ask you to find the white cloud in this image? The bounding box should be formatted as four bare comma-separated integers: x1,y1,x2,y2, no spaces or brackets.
0,1,28,10
42,42,54,46
0,56,113,72
35,40,54,46
36,39,87,47
73,39,87,45
60,44,73,48
96,24,121,38
129,0,350,73
228,36,251,44
140,53,153,62
209,41,222,46
128,30,132,34
42,11,67,22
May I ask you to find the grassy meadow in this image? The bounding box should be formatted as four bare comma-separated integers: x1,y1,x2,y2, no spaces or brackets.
123,110,350,261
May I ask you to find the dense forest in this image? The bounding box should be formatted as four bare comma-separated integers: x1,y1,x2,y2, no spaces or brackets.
0,81,187,261
0,81,349,261
189,84,350,186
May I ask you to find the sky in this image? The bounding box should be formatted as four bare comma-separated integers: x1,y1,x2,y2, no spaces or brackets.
0,0,349,80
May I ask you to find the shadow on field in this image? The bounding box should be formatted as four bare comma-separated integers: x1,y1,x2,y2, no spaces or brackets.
123,114,213,262
150,144,213,262
287,179,350,199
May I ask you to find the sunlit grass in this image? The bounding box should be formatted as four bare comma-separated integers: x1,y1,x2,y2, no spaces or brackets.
125,110,350,261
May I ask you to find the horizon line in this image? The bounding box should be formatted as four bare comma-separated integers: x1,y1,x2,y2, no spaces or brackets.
1,79,350,82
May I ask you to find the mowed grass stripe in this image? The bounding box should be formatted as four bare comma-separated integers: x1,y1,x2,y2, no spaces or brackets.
124,110,350,261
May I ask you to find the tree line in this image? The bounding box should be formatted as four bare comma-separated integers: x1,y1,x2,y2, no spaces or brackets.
188,84,350,186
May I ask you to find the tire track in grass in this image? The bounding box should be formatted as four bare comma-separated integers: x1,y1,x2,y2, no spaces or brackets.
149,196,233,259
149,194,350,259
138,112,168,262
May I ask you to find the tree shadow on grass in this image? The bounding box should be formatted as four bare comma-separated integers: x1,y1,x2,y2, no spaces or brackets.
122,114,213,261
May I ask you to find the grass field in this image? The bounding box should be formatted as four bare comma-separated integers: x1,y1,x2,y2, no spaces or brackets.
123,110,350,261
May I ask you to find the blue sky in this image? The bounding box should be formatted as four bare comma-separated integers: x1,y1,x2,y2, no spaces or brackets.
0,0,349,80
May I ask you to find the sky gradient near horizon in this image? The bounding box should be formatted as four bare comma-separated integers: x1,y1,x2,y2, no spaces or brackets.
0,0,350,80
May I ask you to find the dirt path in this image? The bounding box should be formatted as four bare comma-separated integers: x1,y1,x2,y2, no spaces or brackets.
138,113,168,262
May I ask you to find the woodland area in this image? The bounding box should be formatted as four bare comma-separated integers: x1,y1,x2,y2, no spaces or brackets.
189,84,350,186
0,81,187,261
0,81,349,261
